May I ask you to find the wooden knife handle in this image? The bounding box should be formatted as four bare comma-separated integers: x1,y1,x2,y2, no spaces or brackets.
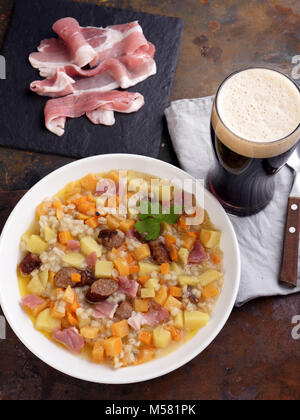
280,197,300,288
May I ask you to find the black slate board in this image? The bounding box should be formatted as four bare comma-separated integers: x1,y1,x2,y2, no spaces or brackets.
0,0,184,159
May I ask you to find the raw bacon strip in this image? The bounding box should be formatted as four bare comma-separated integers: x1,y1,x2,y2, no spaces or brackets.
29,21,153,78
30,69,75,98
86,109,115,126
30,46,156,97
44,91,144,136
52,18,98,68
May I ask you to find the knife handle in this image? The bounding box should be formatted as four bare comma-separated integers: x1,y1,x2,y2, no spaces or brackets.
280,197,300,288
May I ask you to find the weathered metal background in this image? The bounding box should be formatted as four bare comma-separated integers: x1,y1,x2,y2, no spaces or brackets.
0,0,299,400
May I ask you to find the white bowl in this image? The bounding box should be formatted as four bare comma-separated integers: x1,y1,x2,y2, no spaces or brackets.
0,154,240,384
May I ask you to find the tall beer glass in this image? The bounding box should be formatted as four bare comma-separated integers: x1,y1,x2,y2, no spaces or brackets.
208,68,300,216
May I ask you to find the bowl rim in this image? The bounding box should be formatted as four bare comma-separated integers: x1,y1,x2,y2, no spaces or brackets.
0,154,241,384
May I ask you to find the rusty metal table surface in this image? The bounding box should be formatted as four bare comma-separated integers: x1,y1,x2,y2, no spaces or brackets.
0,0,300,401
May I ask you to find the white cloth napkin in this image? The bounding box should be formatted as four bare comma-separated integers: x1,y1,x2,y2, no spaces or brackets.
165,96,300,306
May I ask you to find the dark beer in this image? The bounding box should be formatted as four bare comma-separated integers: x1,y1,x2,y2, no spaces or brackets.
207,68,300,216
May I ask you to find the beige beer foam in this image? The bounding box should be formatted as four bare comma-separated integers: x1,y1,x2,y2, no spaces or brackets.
212,68,300,159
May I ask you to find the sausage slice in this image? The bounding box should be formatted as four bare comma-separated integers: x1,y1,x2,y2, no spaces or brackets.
98,229,125,249
54,267,94,289
19,253,41,275
85,278,119,303
149,240,171,264
115,301,133,319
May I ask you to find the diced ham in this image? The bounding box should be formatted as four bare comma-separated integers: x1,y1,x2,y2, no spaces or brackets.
85,251,97,268
143,307,170,327
44,90,144,136
188,241,207,264
93,301,118,319
128,312,146,331
52,18,98,68
118,277,139,298
67,240,81,251
21,295,44,310
53,327,85,354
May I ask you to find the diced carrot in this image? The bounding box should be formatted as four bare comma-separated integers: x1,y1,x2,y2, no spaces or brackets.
106,170,119,183
161,263,170,275
36,201,52,220
165,234,176,248
138,331,153,346
55,288,64,298
169,286,182,298
114,258,130,277
138,275,150,286
58,231,73,245
67,311,78,326
92,342,105,363
77,202,96,216
69,294,80,313
77,213,89,220
202,284,220,299
178,216,188,230
85,216,99,229
104,336,122,357
165,325,183,342
32,300,49,317
169,245,179,262
134,348,155,365
134,298,149,313
119,219,135,233
71,273,81,284
154,286,168,306
211,253,221,264
129,265,140,275
50,307,65,320
134,244,151,261
80,174,98,192
125,253,135,265
111,320,130,338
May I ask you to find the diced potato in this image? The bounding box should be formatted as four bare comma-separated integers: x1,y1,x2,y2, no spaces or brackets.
26,235,48,255
35,309,61,333
39,270,49,288
62,252,85,269
178,275,200,286
174,311,184,329
161,222,173,234
44,226,57,242
92,342,105,364
200,229,221,249
198,269,222,287
178,248,189,266
139,262,160,276
164,296,182,312
134,298,149,313
63,286,75,304
80,236,102,257
154,286,168,306
153,326,172,348
111,320,129,338
21,231,32,247
134,244,151,261
106,215,120,230
128,178,149,193
27,275,45,296
119,219,135,233
78,314,91,329
95,260,113,278
128,207,139,219
170,262,182,275
141,288,155,298
80,326,99,339
184,311,210,330
104,337,122,357
144,278,159,289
